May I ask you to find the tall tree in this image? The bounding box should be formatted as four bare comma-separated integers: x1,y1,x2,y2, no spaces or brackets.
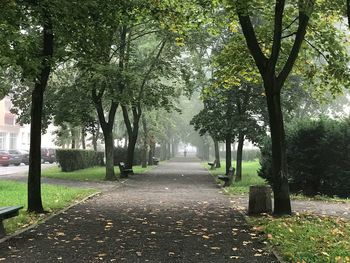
229,0,350,214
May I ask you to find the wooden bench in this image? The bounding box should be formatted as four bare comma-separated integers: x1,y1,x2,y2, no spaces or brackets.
0,206,23,238
118,162,134,178
152,157,159,165
208,161,216,170
218,167,235,187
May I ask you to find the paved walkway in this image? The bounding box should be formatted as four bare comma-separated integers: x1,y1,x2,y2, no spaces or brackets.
0,157,276,262
230,194,350,220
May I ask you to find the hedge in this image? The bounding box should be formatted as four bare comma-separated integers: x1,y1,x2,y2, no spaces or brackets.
56,149,104,172
259,118,350,198
113,147,142,165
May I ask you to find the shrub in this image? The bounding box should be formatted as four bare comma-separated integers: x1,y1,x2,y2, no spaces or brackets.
56,149,104,172
259,118,350,198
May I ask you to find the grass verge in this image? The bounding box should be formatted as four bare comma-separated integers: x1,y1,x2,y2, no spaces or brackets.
205,160,267,194
0,180,96,234
248,214,350,263
42,165,153,181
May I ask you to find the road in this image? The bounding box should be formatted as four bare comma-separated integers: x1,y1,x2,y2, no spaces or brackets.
0,163,56,176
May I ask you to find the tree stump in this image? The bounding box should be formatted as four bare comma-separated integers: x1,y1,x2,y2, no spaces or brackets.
248,185,272,215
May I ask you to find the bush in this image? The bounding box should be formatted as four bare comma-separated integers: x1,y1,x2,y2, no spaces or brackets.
56,149,104,172
113,147,142,165
259,118,350,198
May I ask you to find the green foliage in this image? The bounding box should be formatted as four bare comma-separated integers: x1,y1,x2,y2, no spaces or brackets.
259,118,350,197
191,83,267,145
250,214,350,262
56,149,104,172
0,180,95,234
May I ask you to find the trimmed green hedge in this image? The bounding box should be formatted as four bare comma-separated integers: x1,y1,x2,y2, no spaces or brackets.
56,149,104,172
259,118,350,198
113,147,142,165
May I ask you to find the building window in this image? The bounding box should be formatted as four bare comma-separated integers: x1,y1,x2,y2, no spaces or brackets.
0,132,5,150
9,133,17,150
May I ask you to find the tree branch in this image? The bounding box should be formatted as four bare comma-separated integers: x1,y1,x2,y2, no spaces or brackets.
304,38,329,63
278,10,312,88
138,40,166,101
122,106,132,135
237,11,268,75
269,0,286,70
282,16,298,33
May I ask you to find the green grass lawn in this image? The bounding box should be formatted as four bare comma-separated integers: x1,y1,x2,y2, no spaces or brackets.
42,165,153,181
249,214,350,262
0,180,96,234
205,160,267,194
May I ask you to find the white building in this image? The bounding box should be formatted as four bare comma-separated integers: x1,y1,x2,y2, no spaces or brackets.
0,96,56,150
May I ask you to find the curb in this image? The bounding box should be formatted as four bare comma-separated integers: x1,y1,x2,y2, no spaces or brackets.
272,249,286,263
0,191,101,245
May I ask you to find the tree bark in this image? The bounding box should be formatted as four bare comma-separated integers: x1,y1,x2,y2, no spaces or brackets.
122,106,141,169
213,138,220,168
27,15,54,213
225,135,232,175
167,142,171,160
235,133,245,182
71,128,76,149
265,83,291,215
141,115,148,168
103,128,116,180
93,97,118,181
81,127,86,150
148,141,155,165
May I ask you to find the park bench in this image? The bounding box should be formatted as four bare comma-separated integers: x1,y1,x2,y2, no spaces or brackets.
208,160,216,170
118,162,134,178
152,157,159,165
0,206,23,238
218,167,235,187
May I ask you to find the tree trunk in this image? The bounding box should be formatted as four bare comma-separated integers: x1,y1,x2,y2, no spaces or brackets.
148,142,155,165
126,133,138,169
235,133,244,182
265,83,291,215
81,127,86,150
103,128,116,180
213,138,221,168
71,133,76,149
141,116,148,168
167,142,171,160
27,15,54,213
225,135,232,175
160,143,166,161
28,84,45,213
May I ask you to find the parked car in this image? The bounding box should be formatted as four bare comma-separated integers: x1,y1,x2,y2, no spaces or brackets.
9,149,29,165
41,148,56,163
0,150,21,166
0,151,11,166
8,150,23,166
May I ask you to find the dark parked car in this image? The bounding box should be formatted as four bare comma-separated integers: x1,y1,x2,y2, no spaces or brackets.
41,148,56,163
0,150,21,166
9,150,29,165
